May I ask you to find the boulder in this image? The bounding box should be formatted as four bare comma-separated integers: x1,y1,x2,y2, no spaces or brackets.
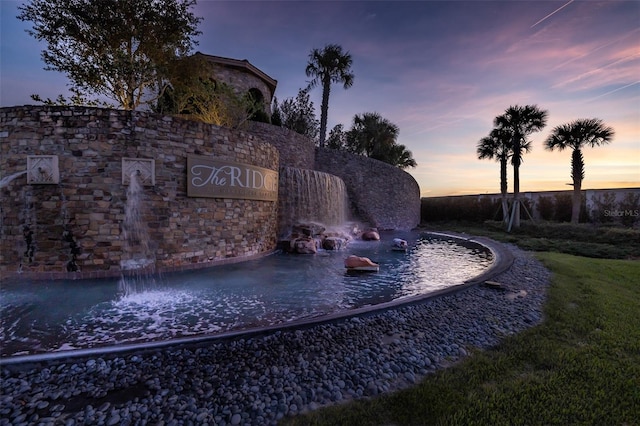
344,255,379,269
294,237,317,254
361,229,380,241
323,237,347,251
392,238,408,251
292,222,326,237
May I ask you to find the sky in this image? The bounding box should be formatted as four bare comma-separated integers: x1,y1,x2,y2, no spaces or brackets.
1,0,638,197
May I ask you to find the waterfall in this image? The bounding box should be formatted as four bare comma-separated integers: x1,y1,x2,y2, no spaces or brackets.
279,167,350,236
118,172,156,296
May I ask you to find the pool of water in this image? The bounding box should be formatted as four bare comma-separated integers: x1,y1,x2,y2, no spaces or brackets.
0,232,493,357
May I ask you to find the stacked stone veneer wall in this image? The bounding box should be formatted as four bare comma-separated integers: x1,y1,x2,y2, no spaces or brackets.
315,148,421,230
247,122,315,169
206,61,274,115
0,106,279,279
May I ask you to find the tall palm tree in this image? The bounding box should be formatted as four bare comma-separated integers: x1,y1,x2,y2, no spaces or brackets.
495,104,548,229
477,127,513,223
544,118,614,223
305,44,354,147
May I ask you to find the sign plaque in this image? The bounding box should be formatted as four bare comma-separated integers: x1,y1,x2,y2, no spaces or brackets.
187,155,278,202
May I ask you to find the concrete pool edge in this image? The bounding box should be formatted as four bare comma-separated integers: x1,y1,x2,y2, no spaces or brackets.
0,232,514,366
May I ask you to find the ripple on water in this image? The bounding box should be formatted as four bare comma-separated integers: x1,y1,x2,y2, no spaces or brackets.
0,233,493,356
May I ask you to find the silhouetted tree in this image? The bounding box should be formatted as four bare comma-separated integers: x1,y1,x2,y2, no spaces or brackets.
477,127,513,223
494,104,548,229
305,44,354,147
277,88,319,140
544,118,614,223
270,97,283,126
326,124,347,150
345,112,416,169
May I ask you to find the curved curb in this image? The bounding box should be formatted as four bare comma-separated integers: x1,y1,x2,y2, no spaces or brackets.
0,232,514,366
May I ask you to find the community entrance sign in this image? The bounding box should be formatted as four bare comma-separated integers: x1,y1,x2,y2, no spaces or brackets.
187,155,278,201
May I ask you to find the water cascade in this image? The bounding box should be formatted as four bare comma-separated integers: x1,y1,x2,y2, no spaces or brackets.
279,167,350,236
118,172,157,296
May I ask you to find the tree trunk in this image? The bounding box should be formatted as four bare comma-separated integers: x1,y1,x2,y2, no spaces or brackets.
512,168,521,229
500,157,509,223
512,147,521,229
571,181,582,224
319,79,331,147
570,148,585,224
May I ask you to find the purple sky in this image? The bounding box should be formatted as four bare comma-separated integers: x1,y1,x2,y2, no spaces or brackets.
1,0,638,196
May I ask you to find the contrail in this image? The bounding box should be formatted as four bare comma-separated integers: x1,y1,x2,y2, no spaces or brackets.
587,81,640,102
531,0,575,28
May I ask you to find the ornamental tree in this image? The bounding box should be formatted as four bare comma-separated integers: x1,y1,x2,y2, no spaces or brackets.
18,0,202,110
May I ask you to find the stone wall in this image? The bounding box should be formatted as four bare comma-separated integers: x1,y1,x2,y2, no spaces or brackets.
206,61,274,116
315,148,421,230
0,106,279,279
247,122,316,170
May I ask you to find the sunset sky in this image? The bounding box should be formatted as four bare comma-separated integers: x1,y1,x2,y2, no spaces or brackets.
1,0,638,197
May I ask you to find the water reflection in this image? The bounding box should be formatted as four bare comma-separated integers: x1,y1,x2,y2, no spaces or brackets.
0,232,492,357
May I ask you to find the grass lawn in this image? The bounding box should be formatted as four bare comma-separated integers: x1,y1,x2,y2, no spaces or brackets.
424,220,640,260
283,226,640,425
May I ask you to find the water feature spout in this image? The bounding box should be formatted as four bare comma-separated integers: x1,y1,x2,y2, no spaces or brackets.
0,171,27,189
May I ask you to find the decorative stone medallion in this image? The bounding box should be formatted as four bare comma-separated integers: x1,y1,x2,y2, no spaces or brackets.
27,155,60,184
122,158,155,186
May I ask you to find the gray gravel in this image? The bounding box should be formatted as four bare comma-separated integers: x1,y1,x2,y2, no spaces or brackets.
0,244,550,426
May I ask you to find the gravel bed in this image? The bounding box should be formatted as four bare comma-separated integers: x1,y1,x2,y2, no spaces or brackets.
0,244,550,426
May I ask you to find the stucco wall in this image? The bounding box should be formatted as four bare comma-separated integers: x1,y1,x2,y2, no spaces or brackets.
0,106,279,279
422,188,640,225
315,148,421,230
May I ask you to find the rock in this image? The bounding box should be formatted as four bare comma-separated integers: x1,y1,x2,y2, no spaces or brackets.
294,237,317,254
292,223,325,238
361,230,380,241
483,280,504,289
361,229,380,241
392,238,408,251
322,237,347,251
344,255,379,269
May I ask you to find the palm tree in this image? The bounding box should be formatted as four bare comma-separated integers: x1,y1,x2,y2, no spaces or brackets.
305,44,354,147
385,144,417,170
477,127,513,223
345,112,416,168
347,112,398,156
495,104,548,229
544,118,614,223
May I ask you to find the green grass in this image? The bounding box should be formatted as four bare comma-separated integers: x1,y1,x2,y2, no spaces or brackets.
282,235,640,425
424,220,640,259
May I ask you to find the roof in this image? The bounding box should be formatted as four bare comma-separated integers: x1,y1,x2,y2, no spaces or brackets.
193,52,278,98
